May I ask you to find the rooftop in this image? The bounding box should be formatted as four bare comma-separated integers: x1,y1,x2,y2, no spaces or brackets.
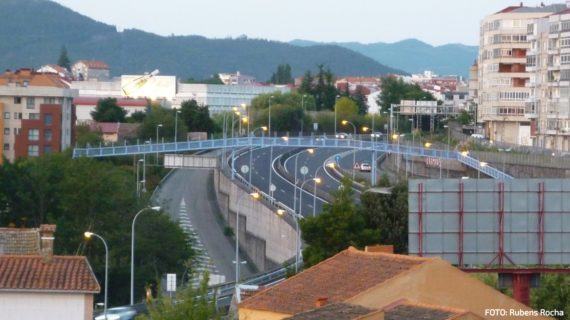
0,69,70,88
240,247,428,315
0,228,40,255
285,303,378,320
0,255,100,293
496,3,567,14
75,60,109,70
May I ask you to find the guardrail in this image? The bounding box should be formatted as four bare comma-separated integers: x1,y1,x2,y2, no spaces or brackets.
74,137,513,180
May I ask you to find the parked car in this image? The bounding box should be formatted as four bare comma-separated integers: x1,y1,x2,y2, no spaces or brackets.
470,133,485,139
94,305,146,320
360,162,372,172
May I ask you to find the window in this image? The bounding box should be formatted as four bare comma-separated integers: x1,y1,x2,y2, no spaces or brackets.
27,145,39,157
3,112,9,120
44,97,56,104
562,54,570,65
14,112,22,120
13,128,20,136
44,114,53,125
13,97,21,104
3,128,9,135
3,144,9,151
29,113,40,120
44,145,52,154
44,129,52,142
26,97,35,109
28,129,39,141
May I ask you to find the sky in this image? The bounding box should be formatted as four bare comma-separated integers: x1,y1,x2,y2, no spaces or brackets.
53,0,556,46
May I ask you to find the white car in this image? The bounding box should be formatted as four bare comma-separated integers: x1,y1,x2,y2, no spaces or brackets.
360,162,372,172
370,132,383,139
335,133,349,139
471,133,485,139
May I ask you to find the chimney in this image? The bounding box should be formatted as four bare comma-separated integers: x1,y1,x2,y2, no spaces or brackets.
365,245,394,254
39,224,56,263
315,297,328,308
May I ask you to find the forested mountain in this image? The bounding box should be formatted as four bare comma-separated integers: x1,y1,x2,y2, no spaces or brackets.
0,0,405,79
290,39,478,77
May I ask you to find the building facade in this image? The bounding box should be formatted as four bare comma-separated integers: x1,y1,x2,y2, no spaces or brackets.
526,8,570,151
71,60,110,81
477,3,566,146
0,69,77,162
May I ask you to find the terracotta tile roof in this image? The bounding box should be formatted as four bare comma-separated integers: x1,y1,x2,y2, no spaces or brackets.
0,255,100,293
285,303,377,320
0,228,40,255
0,69,70,88
240,247,428,315
76,60,109,70
383,299,472,320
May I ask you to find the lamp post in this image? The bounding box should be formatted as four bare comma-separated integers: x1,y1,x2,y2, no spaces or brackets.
299,177,321,216
312,163,335,216
276,209,301,273
84,232,109,319
235,192,260,286
293,148,315,215
174,110,181,144
334,95,340,136
409,118,414,178
130,206,161,305
136,159,144,197
444,124,451,178
341,120,357,179
155,124,163,165
142,141,150,193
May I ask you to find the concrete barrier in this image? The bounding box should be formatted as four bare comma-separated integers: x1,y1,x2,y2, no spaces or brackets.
213,169,297,271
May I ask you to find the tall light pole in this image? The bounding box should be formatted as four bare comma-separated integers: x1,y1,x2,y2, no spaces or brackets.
235,192,260,285
334,95,340,136
130,206,161,305
313,163,334,217
444,124,451,178
84,232,109,319
341,120,357,179
136,159,144,197
276,209,301,273
142,141,150,193
299,177,320,216
174,110,181,144
268,96,274,137
156,124,163,165
293,148,315,215
409,118,415,178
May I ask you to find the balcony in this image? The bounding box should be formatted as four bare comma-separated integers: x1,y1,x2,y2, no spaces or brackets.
499,63,526,73
524,101,538,119
512,77,527,87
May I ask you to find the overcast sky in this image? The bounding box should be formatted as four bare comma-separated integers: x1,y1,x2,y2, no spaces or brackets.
53,0,556,46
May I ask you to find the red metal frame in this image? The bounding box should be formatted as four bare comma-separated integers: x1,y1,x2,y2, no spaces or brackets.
458,182,464,267
418,183,424,257
486,182,515,267
537,182,545,266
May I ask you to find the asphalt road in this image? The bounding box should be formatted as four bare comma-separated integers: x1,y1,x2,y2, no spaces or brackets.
154,168,254,282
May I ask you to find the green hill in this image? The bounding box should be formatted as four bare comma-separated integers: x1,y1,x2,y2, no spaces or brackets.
0,0,405,79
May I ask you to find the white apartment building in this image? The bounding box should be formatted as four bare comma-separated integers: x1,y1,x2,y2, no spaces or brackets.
526,7,570,151
477,3,566,146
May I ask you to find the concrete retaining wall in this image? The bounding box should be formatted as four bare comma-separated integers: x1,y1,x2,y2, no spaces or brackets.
213,169,297,271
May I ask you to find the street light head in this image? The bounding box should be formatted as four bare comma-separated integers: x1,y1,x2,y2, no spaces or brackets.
282,136,289,141
250,192,260,200
326,162,335,169
307,148,315,154
480,162,488,167
242,116,249,123
392,134,399,140
261,126,268,131
234,111,241,116
138,159,144,162
241,103,247,108
84,231,93,239
232,107,238,112
461,151,470,156
341,120,348,125
362,126,370,132
314,177,322,184
150,206,161,211
424,142,432,148
157,124,163,127
276,209,286,217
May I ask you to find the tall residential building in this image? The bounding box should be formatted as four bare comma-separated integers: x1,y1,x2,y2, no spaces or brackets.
0,69,77,162
526,8,570,151
477,3,566,145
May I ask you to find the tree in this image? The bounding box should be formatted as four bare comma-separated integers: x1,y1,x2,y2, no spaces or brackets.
127,111,147,123
57,45,71,70
270,64,293,84
457,110,473,125
91,98,127,123
184,74,224,85
138,104,188,142
75,123,103,147
139,273,219,320
0,153,193,305
179,100,216,133
378,77,435,113
360,179,409,253
300,178,382,267
352,86,368,115
249,92,312,132
531,274,570,320
298,66,338,111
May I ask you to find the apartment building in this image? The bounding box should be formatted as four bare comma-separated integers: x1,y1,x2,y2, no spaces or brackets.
0,69,77,162
71,60,110,81
477,3,566,146
526,8,570,151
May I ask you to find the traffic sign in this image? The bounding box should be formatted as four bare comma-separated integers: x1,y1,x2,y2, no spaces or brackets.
300,166,309,175
241,165,249,174
269,184,277,192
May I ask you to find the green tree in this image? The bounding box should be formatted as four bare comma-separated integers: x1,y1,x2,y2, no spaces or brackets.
457,110,473,125
138,273,219,320
127,111,147,123
270,64,293,84
138,104,188,141
75,123,103,147
352,86,368,115
91,98,127,123
378,77,435,113
184,74,224,85
57,45,71,70
360,180,409,253
531,274,570,320
180,100,216,134
300,178,382,267
298,66,338,111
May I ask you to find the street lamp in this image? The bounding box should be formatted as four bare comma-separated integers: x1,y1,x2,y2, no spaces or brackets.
130,206,161,305
84,232,109,319
424,142,432,148
293,148,315,214
235,192,260,286
156,124,163,165
341,120,357,179
299,177,320,216
444,125,451,178
276,209,301,273
136,159,144,197
174,110,181,144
